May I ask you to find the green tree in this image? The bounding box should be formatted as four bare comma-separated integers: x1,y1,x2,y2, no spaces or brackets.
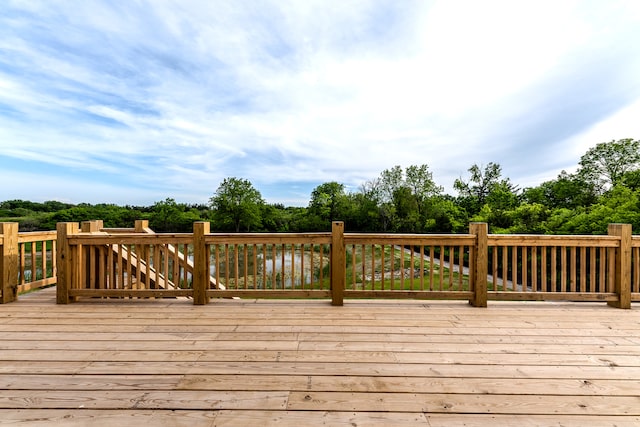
348,185,383,231
307,182,348,230
505,203,549,234
392,186,419,232
42,206,92,228
42,200,74,212
483,181,521,229
376,164,442,232
405,164,444,216
523,170,597,210
543,185,640,235
564,187,640,234
210,177,264,232
578,138,640,192
621,169,640,191
454,162,519,218
423,196,467,233
260,203,294,232
378,166,404,203
150,198,201,232
454,162,504,215
544,207,582,234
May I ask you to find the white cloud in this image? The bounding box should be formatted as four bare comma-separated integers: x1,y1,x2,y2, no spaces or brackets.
564,99,640,161
1,0,639,205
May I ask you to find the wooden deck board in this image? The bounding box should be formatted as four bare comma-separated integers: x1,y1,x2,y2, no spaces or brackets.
1,410,639,427
1,288,639,425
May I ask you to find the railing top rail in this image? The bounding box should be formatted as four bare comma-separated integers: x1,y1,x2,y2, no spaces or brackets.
68,233,194,245
17,231,57,243
490,233,619,238
204,233,331,244
346,232,473,238
207,232,331,237
98,228,141,234
488,234,620,247
345,233,475,245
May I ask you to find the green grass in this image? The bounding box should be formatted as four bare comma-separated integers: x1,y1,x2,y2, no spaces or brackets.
343,245,469,291
217,244,471,292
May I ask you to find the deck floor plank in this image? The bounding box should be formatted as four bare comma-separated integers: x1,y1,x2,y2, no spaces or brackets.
1,287,639,425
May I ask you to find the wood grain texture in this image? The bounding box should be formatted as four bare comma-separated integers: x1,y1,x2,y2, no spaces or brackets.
0,287,639,425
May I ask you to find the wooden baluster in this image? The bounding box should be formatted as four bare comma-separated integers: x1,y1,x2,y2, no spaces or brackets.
253,244,258,290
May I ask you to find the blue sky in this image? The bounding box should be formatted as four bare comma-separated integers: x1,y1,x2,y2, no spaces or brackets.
1,1,640,206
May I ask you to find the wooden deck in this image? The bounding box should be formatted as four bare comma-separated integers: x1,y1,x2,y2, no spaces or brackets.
1,289,639,426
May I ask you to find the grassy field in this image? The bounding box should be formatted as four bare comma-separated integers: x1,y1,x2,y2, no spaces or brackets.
344,244,470,291
214,244,470,292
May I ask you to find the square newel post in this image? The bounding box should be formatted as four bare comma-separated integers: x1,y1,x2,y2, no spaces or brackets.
0,223,19,304
469,222,488,307
331,221,345,306
608,223,632,309
81,220,103,233
135,220,152,233
56,222,79,304
193,221,210,305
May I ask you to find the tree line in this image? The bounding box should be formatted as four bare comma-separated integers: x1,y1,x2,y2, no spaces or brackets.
2,138,639,235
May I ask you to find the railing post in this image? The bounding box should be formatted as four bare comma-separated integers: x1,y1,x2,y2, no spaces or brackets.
608,223,631,309
56,222,79,304
331,221,345,306
193,221,210,305
0,223,19,304
469,222,488,307
81,220,103,233
135,220,152,233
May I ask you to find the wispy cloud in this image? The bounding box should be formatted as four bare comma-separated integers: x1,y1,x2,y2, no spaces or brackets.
1,0,639,205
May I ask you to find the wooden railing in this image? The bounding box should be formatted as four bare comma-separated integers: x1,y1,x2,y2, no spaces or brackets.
342,231,477,301
56,220,197,301
487,224,636,308
2,220,639,307
18,231,57,294
1,223,57,302
54,221,335,303
200,225,334,301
